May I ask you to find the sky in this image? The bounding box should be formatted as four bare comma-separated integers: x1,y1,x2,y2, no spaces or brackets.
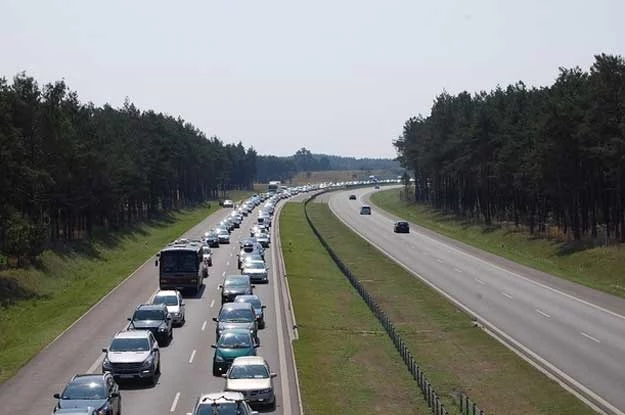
2,0,624,158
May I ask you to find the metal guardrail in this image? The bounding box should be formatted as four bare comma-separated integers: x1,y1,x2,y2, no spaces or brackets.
303,190,487,415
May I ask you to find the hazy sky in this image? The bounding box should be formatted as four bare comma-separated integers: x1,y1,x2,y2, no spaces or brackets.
2,0,624,158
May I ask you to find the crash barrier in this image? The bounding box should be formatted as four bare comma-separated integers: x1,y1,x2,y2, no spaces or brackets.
303,191,487,415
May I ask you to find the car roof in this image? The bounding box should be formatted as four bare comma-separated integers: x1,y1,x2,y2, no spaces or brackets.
154,290,179,297
136,303,167,311
361,205,371,208
234,294,260,302
198,391,246,404
70,374,106,383
113,330,151,339
220,302,254,310
231,356,267,366
225,274,250,281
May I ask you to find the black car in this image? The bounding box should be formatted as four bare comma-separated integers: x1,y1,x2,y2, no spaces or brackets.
360,205,372,215
204,231,220,248
219,275,254,304
394,221,410,233
127,303,173,346
53,373,121,415
349,194,357,200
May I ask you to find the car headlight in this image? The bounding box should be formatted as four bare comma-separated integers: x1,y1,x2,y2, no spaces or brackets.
258,388,273,394
102,357,112,369
158,326,168,332
142,355,154,368
95,404,112,415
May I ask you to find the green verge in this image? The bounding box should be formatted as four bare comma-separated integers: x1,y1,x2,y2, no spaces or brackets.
0,190,252,384
279,203,427,415
307,202,595,415
371,189,625,298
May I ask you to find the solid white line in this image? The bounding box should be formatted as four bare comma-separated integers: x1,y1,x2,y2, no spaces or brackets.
475,278,485,285
454,267,463,273
201,321,207,331
581,332,601,343
170,392,181,412
536,309,551,318
502,291,513,299
188,350,196,364
209,299,215,308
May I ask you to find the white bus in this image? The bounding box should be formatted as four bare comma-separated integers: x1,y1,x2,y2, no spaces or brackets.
268,181,281,193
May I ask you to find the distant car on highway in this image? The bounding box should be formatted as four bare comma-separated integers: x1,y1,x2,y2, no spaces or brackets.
101,330,160,385
52,373,121,415
223,199,234,208
127,303,173,346
374,185,380,189
360,205,372,215
190,391,257,415
211,329,258,376
223,356,277,409
152,289,185,326
204,230,220,248
241,261,269,284
213,302,258,343
349,194,357,200
217,228,231,244
394,221,410,233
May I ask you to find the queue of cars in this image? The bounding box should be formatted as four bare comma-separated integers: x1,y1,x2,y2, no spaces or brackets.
51,189,296,415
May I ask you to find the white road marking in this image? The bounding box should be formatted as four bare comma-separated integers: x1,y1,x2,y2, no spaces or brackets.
475,278,485,285
581,332,601,343
226,261,230,266
170,392,181,412
536,309,551,319
209,299,215,308
454,267,463,273
201,320,207,331
188,350,196,364
436,258,444,263
87,355,104,373
502,291,513,299
222,271,226,277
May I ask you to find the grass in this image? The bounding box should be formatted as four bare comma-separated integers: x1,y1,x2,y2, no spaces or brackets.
306,202,596,415
0,190,253,384
279,203,427,415
371,189,625,298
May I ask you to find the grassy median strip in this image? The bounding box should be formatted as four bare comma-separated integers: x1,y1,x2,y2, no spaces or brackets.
371,189,625,298
279,203,427,415
307,202,595,415
0,191,252,384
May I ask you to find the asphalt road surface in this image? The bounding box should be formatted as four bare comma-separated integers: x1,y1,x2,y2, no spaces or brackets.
0,198,301,415
329,187,625,415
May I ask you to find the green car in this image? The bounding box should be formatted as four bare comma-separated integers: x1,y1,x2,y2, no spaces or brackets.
212,329,258,376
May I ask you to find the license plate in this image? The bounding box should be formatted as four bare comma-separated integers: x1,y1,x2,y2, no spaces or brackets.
119,374,134,379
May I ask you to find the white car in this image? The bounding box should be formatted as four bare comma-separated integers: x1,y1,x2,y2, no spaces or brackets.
152,290,185,326
223,356,276,409
223,199,234,208
191,391,258,415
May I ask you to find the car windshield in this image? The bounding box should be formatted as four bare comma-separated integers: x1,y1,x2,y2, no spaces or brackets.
133,310,165,321
235,297,261,309
244,262,264,270
225,278,248,287
110,337,150,352
153,295,178,306
218,332,253,348
228,364,269,379
160,251,198,273
219,230,229,236
220,309,254,322
61,380,107,400
195,403,247,415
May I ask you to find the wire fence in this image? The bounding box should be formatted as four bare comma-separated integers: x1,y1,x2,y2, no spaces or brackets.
304,191,487,415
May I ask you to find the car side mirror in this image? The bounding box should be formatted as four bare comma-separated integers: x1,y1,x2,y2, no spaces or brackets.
127,317,131,321
211,344,216,349
166,316,172,321
212,317,218,322
270,373,277,378
251,285,256,288
102,348,108,353
221,374,227,378
181,302,185,306
254,344,259,348
218,284,223,289
154,260,158,266
111,391,120,398
261,305,267,309
53,393,61,399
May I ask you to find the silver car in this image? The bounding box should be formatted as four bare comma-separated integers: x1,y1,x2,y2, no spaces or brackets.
223,356,277,409
152,290,185,326
241,261,269,284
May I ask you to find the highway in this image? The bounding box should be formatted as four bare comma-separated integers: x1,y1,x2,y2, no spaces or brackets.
0,198,301,415
328,187,625,415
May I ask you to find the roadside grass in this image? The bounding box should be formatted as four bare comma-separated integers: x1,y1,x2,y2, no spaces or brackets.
279,203,426,415
371,189,625,298
0,190,252,384
307,202,595,415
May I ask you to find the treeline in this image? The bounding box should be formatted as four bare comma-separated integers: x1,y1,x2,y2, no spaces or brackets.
256,147,400,182
394,54,625,242
0,73,256,259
